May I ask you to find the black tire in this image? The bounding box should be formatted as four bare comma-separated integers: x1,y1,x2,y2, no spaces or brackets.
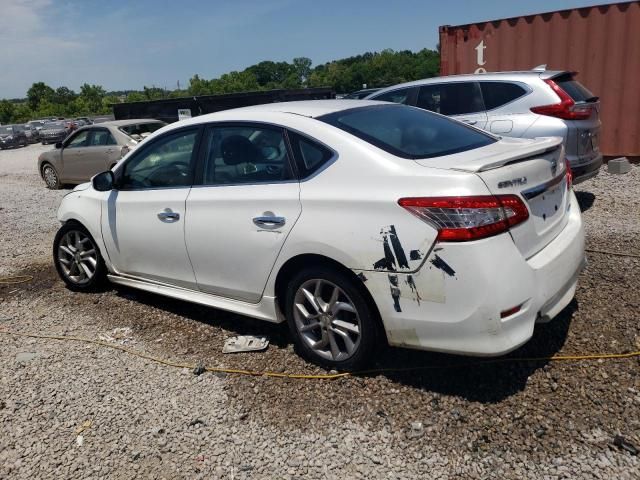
42,163,61,190
285,266,379,371
53,223,108,292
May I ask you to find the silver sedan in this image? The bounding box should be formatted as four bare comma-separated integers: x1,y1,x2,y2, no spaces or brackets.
38,119,166,189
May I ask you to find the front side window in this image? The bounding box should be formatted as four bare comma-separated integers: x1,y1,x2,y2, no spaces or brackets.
374,88,413,105
66,131,90,148
120,129,197,189
319,104,496,159
480,82,527,110
417,82,484,116
200,125,293,185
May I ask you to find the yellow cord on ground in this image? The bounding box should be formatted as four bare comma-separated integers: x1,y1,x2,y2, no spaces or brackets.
0,275,33,285
0,328,638,380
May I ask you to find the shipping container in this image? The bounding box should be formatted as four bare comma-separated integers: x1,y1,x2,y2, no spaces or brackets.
113,87,335,124
439,1,640,157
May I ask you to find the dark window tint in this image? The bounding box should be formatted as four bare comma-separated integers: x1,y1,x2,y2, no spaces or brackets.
417,82,484,115
200,125,293,185
374,88,412,105
319,105,496,159
120,129,197,189
90,130,117,146
480,82,527,110
554,75,596,102
288,132,333,177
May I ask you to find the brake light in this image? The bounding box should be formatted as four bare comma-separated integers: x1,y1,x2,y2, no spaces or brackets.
530,79,591,120
398,195,529,242
565,158,573,189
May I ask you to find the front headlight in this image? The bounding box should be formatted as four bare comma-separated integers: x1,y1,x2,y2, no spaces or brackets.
6,136,13,140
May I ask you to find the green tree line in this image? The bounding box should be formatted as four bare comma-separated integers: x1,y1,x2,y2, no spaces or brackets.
0,48,439,124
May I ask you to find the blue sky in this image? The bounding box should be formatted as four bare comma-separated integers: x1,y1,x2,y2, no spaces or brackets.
0,0,621,98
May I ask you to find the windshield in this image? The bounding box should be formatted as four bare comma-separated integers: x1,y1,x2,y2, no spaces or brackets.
555,74,597,102
318,104,496,159
2,126,13,133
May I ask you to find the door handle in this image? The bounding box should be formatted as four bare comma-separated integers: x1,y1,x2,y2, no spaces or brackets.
461,119,477,125
253,216,285,227
157,209,180,222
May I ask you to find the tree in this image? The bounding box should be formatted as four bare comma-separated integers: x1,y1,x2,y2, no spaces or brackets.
292,57,312,86
0,100,15,124
78,84,107,113
26,82,55,111
52,86,77,105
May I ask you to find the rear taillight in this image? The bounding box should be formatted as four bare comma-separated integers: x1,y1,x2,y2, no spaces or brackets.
398,195,529,242
565,158,573,189
530,79,592,120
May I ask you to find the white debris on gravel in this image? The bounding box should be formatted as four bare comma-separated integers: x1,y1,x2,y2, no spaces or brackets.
1,145,639,479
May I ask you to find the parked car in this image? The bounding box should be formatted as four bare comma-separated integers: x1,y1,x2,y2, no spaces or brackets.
0,125,28,149
343,88,382,99
52,100,585,370
38,119,166,189
365,70,602,183
75,117,93,125
23,124,40,143
40,121,71,145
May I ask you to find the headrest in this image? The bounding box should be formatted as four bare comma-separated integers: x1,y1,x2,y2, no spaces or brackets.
220,135,262,166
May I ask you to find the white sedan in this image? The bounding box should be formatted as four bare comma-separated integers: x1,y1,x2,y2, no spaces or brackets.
53,100,585,370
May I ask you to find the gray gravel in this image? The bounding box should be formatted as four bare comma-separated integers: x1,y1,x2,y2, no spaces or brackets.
1,144,639,479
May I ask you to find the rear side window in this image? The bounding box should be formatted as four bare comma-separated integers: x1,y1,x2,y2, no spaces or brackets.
374,88,413,105
90,130,117,146
554,75,596,102
319,104,496,159
480,82,527,110
417,82,484,116
288,131,333,177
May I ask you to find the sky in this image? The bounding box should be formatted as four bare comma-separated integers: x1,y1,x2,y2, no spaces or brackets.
0,0,623,98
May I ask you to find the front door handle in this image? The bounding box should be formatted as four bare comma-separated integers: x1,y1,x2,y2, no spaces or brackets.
157,209,180,222
253,216,285,227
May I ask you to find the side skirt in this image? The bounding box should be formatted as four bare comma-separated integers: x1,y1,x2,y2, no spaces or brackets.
107,274,282,323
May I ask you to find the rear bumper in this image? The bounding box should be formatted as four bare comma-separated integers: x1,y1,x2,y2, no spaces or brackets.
358,192,585,356
568,152,602,184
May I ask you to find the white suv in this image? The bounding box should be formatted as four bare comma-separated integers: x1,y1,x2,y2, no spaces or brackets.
366,70,602,184
53,100,585,370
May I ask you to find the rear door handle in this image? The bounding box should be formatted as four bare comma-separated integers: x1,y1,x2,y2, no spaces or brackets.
157,209,180,222
253,216,285,227
461,119,477,125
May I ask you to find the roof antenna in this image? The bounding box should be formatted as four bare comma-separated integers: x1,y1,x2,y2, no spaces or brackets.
532,64,547,71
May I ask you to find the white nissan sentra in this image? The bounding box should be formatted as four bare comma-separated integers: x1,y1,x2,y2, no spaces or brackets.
54,100,585,370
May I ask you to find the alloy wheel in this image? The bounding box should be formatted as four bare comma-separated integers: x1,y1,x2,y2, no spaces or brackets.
56,230,98,285
293,279,362,361
43,166,59,189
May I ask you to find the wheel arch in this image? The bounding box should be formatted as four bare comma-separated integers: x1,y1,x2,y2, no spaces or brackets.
273,253,387,343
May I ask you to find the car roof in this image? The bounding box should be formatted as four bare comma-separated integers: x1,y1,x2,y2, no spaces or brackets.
100,119,165,127
186,100,386,123
367,70,570,96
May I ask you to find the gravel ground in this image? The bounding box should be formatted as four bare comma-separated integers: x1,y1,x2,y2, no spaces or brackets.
1,144,639,479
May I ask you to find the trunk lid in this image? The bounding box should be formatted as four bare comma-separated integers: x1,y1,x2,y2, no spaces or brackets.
416,136,570,259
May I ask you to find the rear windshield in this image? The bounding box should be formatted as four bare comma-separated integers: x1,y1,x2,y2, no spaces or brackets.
318,104,496,159
555,75,596,102
119,122,166,139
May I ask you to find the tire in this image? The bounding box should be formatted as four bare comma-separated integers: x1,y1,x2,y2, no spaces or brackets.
285,266,379,371
42,164,61,190
53,223,107,292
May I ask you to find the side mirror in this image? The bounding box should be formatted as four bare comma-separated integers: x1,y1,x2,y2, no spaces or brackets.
92,171,114,192
55,142,63,149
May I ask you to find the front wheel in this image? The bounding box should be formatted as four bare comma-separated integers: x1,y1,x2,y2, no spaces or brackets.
285,266,379,371
42,164,61,189
53,223,107,291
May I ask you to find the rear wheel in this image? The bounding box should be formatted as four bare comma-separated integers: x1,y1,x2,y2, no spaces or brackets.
53,223,107,291
42,164,61,189
285,266,378,370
